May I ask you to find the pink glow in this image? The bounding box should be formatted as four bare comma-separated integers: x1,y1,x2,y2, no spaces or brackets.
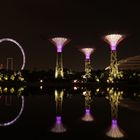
86,108,90,114
81,108,94,122
57,45,63,52
56,116,62,124
110,44,117,51
80,48,95,59
106,119,125,138
104,34,125,51
50,37,70,53
51,115,66,133
112,119,118,128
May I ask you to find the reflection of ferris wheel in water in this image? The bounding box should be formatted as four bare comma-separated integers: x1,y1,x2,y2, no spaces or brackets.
0,38,26,70
0,38,25,126
0,96,24,126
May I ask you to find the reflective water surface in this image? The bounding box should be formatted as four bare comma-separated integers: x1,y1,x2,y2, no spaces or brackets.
0,86,140,139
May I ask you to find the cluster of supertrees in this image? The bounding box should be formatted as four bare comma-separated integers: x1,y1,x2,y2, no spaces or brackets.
50,34,125,83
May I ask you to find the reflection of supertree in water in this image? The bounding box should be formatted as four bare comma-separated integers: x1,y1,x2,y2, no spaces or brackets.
81,89,94,122
106,88,125,138
50,37,70,79
80,48,95,79
104,34,125,83
51,89,66,133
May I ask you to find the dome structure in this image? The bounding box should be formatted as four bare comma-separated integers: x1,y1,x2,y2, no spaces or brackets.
118,55,140,70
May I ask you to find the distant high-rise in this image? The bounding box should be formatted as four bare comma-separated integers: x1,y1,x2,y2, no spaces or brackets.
6,58,13,70
50,37,70,79
0,64,3,69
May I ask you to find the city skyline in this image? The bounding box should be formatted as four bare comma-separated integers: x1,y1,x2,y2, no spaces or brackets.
0,0,140,71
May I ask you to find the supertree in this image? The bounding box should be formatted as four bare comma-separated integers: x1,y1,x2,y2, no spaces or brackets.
50,89,66,133
104,34,125,83
80,48,95,79
50,37,70,79
105,87,126,138
81,89,94,122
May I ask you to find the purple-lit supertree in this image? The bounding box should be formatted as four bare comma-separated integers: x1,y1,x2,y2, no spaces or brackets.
104,34,125,82
51,89,66,133
81,89,94,122
105,87,125,138
50,37,70,79
80,48,95,79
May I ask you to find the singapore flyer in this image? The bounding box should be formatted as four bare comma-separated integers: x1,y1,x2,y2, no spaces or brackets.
0,38,26,70
0,38,25,126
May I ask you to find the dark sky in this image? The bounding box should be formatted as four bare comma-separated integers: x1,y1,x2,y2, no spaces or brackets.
0,0,140,71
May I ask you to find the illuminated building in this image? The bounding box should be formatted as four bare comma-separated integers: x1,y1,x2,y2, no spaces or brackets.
50,37,70,79
0,64,3,69
80,48,95,79
105,88,125,138
81,89,94,122
51,89,66,133
104,34,125,82
6,58,13,70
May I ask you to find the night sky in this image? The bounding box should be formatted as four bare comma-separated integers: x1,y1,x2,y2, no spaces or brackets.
0,0,140,71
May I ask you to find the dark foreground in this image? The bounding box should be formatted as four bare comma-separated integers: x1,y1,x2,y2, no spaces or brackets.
0,94,140,140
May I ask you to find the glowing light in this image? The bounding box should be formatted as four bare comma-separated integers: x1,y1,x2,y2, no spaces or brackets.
3,87,8,93
0,96,24,126
10,87,15,93
80,48,95,59
51,116,66,133
73,80,78,83
81,109,94,122
82,91,86,96
40,86,43,90
106,119,125,138
74,86,78,90
0,38,26,70
104,34,125,51
56,116,62,124
51,37,70,53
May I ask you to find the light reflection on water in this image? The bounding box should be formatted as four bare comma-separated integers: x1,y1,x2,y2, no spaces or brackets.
0,86,140,139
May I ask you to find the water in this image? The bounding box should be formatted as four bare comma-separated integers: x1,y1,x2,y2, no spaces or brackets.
0,86,140,139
